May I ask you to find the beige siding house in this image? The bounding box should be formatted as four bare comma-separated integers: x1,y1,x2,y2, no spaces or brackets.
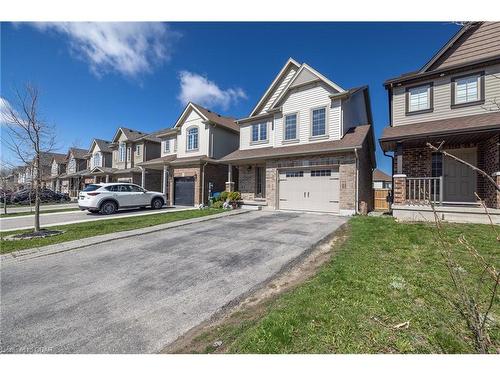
138,102,240,206
380,22,500,223
221,58,376,215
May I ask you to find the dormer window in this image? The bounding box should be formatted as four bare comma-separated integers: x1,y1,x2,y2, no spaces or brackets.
251,122,267,143
119,142,126,162
452,72,484,108
187,127,199,151
406,84,433,114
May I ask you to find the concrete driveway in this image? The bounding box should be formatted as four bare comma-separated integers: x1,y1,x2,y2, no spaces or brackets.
0,211,347,353
0,206,193,231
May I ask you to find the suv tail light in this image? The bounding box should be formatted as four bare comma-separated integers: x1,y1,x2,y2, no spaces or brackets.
87,192,101,196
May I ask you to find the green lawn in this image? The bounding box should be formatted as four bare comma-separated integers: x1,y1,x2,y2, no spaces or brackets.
0,208,223,254
0,207,79,218
184,216,499,354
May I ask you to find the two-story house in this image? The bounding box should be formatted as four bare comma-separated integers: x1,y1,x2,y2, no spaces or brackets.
59,147,89,197
86,139,114,183
107,127,163,190
137,102,239,206
380,22,500,224
221,58,375,214
49,154,67,192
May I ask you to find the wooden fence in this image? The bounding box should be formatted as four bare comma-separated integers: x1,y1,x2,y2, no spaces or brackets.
374,188,390,211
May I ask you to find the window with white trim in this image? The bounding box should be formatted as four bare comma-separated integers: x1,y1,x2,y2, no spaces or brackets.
311,107,326,136
251,122,267,142
163,139,170,153
454,74,480,104
187,127,199,151
407,85,431,112
284,114,297,140
135,144,141,156
92,152,102,168
119,142,126,162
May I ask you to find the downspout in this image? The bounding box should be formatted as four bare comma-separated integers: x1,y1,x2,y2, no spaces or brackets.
201,161,208,206
383,150,395,206
354,148,359,215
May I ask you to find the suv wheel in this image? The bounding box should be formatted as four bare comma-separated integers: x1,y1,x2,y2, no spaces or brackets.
100,201,117,215
151,197,163,209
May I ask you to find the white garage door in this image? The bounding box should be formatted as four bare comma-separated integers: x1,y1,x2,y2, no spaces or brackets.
278,167,340,213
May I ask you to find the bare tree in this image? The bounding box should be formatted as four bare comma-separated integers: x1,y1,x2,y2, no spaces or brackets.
0,163,15,214
2,84,56,232
425,142,499,353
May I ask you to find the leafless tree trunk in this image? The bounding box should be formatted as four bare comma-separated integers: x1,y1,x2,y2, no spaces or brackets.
1,84,56,232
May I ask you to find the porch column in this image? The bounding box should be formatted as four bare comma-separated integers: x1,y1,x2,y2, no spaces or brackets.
225,164,235,192
393,174,407,205
140,167,146,188
162,164,169,198
168,168,174,206
396,142,403,175
105,174,110,183
494,172,500,209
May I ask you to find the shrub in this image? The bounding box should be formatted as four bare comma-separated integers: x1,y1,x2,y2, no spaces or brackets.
219,191,229,202
229,191,241,201
211,200,224,209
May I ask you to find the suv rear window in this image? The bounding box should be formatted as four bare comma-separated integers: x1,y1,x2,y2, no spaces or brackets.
83,184,101,192
105,185,119,192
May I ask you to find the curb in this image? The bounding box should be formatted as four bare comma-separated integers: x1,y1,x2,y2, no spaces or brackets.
1,210,249,265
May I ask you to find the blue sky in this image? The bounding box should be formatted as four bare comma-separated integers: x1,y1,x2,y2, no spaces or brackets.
1,22,460,173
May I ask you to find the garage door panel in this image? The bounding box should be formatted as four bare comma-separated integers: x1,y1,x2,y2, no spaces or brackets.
174,177,195,206
279,168,339,213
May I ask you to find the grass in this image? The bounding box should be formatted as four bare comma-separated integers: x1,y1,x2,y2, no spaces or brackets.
0,208,223,254
182,216,499,354
0,208,79,218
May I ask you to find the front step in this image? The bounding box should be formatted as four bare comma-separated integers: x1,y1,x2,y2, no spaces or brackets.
241,204,262,211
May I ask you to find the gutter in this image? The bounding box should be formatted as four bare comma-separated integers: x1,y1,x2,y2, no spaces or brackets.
201,161,208,206
383,150,395,206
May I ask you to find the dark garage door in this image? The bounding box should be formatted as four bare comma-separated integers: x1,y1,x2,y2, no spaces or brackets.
174,177,195,206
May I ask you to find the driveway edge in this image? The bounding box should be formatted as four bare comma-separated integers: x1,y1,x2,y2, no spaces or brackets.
1,210,249,265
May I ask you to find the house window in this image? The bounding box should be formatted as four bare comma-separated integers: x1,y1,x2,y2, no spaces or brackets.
252,122,267,142
187,127,199,151
164,139,170,153
453,74,482,106
285,171,303,178
119,142,126,162
68,158,76,173
407,84,432,113
311,170,331,177
127,147,131,161
92,152,102,168
431,152,443,177
311,107,326,137
284,114,297,140
135,144,141,156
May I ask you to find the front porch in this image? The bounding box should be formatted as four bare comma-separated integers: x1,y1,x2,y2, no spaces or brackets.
389,133,499,224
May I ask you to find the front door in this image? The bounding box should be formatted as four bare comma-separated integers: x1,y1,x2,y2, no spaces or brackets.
444,148,477,202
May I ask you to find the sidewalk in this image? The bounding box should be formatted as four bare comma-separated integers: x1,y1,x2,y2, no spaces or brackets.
0,203,79,214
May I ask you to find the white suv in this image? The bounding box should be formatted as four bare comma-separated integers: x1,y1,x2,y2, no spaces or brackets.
78,183,165,215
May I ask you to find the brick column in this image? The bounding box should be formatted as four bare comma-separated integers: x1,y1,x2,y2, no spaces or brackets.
393,174,407,205
225,163,234,192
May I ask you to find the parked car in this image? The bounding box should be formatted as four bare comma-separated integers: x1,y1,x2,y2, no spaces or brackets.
78,183,165,214
0,189,13,204
11,188,70,204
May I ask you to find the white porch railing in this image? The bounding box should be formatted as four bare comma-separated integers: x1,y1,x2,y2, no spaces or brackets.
406,177,443,205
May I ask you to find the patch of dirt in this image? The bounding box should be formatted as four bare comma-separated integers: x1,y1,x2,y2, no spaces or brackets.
5,229,64,241
161,222,350,354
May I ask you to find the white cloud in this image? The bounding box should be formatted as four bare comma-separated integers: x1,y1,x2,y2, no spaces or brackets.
31,22,180,78
178,71,247,110
0,97,13,125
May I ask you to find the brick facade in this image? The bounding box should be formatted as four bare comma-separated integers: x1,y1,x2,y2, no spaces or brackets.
235,151,371,213
393,175,407,205
394,134,499,208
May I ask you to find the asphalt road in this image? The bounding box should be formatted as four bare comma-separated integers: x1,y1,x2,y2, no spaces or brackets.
0,211,347,353
0,206,192,231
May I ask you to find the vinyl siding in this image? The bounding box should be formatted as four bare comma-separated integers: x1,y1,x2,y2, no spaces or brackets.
258,66,298,115
430,22,500,70
392,63,500,126
160,137,176,157
274,82,342,146
210,125,239,159
175,109,209,158
342,89,369,135
240,119,273,150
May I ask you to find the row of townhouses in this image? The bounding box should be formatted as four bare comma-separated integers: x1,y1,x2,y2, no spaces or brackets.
10,22,500,222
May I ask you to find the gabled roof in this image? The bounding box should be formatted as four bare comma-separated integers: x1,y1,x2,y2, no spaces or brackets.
111,127,148,143
250,58,301,117
269,63,345,110
51,153,67,164
67,147,88,160
89,139,113,154
373,169,392,182
173,102,239,133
